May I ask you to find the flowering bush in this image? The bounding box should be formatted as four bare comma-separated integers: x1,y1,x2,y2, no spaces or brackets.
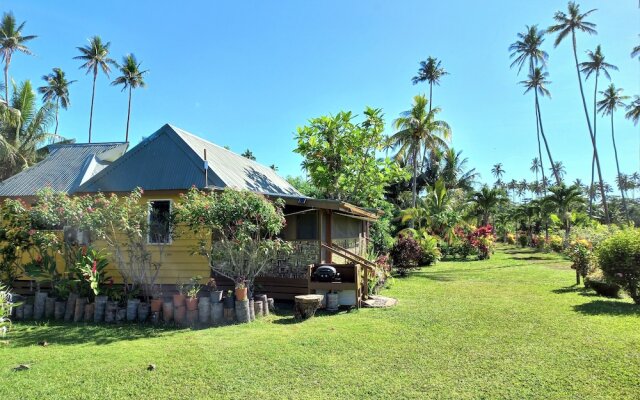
506,233,516,245
390,235,423,276
548,235,564,252
75,248,110,296
367,254,392,295
597,229,640,304
468,225,495,260
566,239,593,285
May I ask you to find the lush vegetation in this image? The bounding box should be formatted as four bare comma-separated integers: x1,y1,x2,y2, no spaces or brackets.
2,246,639,399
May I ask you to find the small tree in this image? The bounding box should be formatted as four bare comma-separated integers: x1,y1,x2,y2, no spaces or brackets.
597,229,640,304
389,235,424,276
175,188,291,295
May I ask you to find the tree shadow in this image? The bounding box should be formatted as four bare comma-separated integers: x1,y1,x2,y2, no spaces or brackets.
573,300,640,316
552,285,584,294
8,321,185,348
271,307,354,325
510,256,553,261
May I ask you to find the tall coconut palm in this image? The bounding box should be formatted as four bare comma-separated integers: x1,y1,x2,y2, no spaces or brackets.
491,163,505,187
520,68,562,185
111,54,147,142
579,45,617,216
548,1,609,223
412,56,448,112
597,84,630,220
391,94,451,210
37,68,75,137
626,96,640,169
550,161,566,181
543,184,584,238
530,157,541,191
0,12,36,104
470,186,507,226
0,80,54,180
74,36,116,143
509,25,549,188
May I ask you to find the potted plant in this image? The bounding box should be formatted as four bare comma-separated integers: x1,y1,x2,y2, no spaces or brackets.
185,276,201,311
173,280,187,307
207,278,223,303
234,279,247,301
149,285,163,313
223,289,234,308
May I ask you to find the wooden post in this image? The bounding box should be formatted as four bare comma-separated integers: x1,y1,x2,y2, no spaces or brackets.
325,210,332,263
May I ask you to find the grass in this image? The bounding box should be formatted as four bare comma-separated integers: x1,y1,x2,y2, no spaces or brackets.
1,245,639,399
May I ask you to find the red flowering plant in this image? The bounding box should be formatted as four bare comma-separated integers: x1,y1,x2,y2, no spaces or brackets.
174,188,292,296
75,248,110,297
467,225,496,260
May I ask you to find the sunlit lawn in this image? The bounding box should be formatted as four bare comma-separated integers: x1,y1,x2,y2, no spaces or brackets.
1,245,639,399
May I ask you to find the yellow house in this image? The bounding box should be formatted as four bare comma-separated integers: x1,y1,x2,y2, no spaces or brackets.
1,124,377,300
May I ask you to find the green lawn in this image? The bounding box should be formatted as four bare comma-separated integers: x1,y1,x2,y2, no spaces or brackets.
2,246,639,399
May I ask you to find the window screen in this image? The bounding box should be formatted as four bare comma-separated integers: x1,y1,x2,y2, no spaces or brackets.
296,211,318,240
149,200,171,244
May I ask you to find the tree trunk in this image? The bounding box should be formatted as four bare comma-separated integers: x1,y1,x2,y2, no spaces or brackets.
588,72,598,218
88,70,97,143
535,94,561,185
571,31,609,223
412,145,418,210
125,86,132,142
54,99,59,136
576,268,580,286
3,59,8,106
611,113,629,221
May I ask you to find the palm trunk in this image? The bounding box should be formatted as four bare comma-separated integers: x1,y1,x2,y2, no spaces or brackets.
588,72,599,217
535,102,547,192
125,86,132,142
571,31,609,223
88,70,97,143
611,113,629,221
412,145,418,209
535,94,561,185
3,59,8,105
54,98,59,136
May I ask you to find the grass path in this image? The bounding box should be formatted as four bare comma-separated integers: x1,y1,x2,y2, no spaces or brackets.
1,246,639,399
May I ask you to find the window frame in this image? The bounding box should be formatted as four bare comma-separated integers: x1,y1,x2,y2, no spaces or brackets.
147,199,173,245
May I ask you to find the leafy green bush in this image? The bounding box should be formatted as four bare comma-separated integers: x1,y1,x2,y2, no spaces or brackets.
548,235,564,252
506,233,516,245
597,229,640,304
518,234,528,248
584,269,621,298
566,239,593,285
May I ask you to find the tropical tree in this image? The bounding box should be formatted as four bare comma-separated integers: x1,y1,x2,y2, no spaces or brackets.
509,25,549,187
491,163,505,186
520,67,561,185
412,56,448,111
37,68,75,136
0,80,54,180
530,157,541,182
550,161,566,181
597,84,630,220
579,45,617,216
241,149,256,160
111,54,148,142
0,12,36,104
548,1,609,223
391,95,451,209
439,148,478,191
74,36,117,143
626,96,640,125
543,184,584,240
470,186,507,226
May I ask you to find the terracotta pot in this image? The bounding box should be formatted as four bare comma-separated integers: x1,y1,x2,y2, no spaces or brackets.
210,290,224,303
174,305,186,324
150,298,163,312
162,301,173,323
235,288,247,301
173,294,186,307
185,297,198,311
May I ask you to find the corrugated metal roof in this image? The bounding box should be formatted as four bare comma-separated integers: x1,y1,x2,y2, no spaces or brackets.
0,142,128,197
79,124,301,196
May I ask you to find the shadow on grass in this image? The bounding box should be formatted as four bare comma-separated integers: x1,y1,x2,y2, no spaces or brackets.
573,300,640,316
8,321,185,348
552,285,584,294
510,256,554,261
271,308,354,325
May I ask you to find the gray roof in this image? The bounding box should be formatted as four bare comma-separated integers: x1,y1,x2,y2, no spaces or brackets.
0,142,128,197
78,124,301,196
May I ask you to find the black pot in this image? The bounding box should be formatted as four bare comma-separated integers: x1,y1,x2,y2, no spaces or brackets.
223,296,234,308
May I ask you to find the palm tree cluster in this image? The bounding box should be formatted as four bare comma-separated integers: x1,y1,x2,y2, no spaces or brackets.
506,1,639,225
0,11,149,181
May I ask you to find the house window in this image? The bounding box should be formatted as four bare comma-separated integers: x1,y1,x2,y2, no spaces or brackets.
296,211,318,240
148,200,172,244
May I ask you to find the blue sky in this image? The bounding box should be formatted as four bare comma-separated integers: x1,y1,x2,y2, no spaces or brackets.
5,0,640,187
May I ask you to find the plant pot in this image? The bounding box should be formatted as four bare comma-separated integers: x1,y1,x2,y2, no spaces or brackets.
210,290,223,303
211,302,224,325
185,297,198,311
74,297,87,322
235,288,247,301
126,299,140,321
64,293,78,322
162,301,173,323
54,301,66,321
45,296,55,319
173,294,186,307
83,303,95,321
22,303,34,319
138,302,150,322
105,301,118,323
173,305,186,325
198,297,211,324
115,307,127,323
34,292,48,320
150,298,163,313
223,296,234,309
94,295,108,323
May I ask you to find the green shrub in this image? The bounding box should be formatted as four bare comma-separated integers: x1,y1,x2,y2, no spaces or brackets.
518,234,528,248
597,229,640,304
584,269,621,298
390,235,423,277
548,235,564,252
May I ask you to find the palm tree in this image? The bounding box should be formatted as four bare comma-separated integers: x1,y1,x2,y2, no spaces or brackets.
632,41,640,60
241,149,256,160
471,186,507,226
550,161,566,181
509,25,549,188
440,147,478,191
37,68,75,136
111,54,148,142
520,68,561,185
491,163,505,186
548,1,609,223
579,45,617,216
597,84,630,220
543,184,584,238
626,96,640,125
507,179,518,201
74,36,117,143
0,80,54,180
412,56,448,112
391,94,451,209
518,179,529,201
0,12,36,104
530,157,541,182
